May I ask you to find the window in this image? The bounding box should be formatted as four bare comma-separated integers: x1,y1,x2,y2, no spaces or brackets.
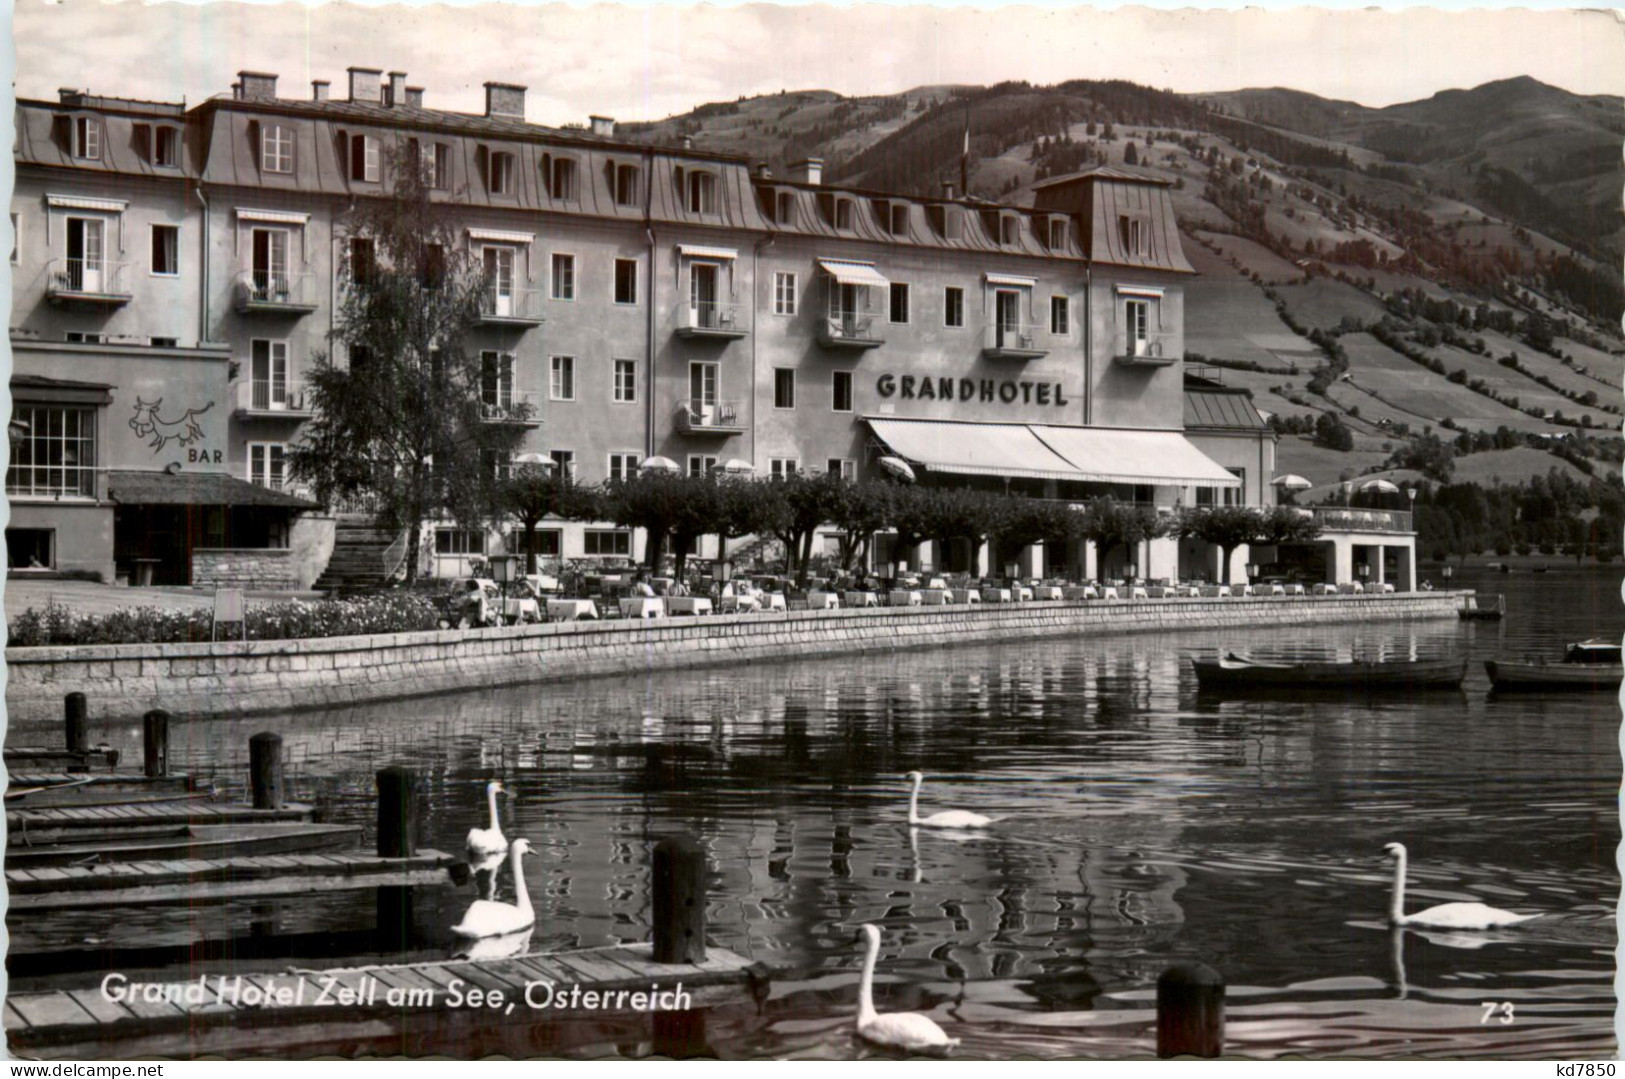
489,151,516,195
151,225,178,276
1050,295,1069,335
550,157,578,201
687,171,716,214
6,406,96,498
151,337,178,348
1048,219,1067,250
608,452,641,482
832,370,853,413
688,362,718,407
9,213,17,265
247,443,287,490
250,339,291,410
770,458,799,480
483,246,517,315
1224,468,1247,507
1001,217,1021,245
614,164,641,207
549,449,576,480
549,355,576,401
64,332,102,344
890,204,909,236
1125,298,1150,351
62,216,105,292
835,199,854,230
414,140,450,189
260,123,293,174
1119,215,1148,256
250,228,289,298
584,529,631,556
7,528,54,570
826,458,856,481
773,272,797,316
507,529,561,558
773,368,796,410
421,243,445,289
687,455,718,477
775,192,794,225
349,237,375,287
613,258,637,305
154,127,180,168
480,351,514,413
349,134,380,183
550,253,575,300
944,286,964,328
435,529,486,556
73,116,101,160
889,282,910,324
613,359,637,403
483,449,513,481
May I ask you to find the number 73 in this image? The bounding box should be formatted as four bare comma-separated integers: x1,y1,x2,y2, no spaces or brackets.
1481,1001,1515,1024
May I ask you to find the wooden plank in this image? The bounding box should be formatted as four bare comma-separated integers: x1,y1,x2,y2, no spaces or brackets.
8,803,311,830
549,952,643,986
9,868,453,910
65,988,136,1025
11,993,94,1030
508,957,572,986
6,823,363,867
408,964,464,991
4,1001,31,1032
9,851,456,895
441,962,519,996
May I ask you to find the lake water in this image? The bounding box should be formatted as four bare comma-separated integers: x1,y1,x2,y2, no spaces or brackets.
11,568,1620,1059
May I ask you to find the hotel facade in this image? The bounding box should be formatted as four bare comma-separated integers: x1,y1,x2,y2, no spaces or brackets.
9,69,1418,590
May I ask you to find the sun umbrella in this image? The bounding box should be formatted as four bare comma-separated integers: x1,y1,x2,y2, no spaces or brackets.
877,456,916,483
513,453,552,467
640,456,680,475
1360,479,1401,494
1270,474,1312,491
721,458,755,475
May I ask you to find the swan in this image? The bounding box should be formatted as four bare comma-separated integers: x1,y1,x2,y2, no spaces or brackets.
465,781,507,858
855,924,959,1054
452,837,535,939
906,772,992,829
1384,843,1538,929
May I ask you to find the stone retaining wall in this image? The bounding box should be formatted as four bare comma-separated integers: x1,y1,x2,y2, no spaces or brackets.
3,592,1464,724
191,548,299,591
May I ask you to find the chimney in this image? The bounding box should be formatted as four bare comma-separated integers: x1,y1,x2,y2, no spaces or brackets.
405,86,424,108
788,157,823,185
311,80,330,102
387,71,407,107
231,83,242,100
679,134,694,150
348,66,383,104
484,82,526,119
237,71,278,101
756,161,772,179
941,180,956,200
589,115,615,137
57,87,83,105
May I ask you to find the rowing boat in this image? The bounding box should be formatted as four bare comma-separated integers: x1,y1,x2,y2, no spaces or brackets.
1485,639,1623,692
1191,653,1469,691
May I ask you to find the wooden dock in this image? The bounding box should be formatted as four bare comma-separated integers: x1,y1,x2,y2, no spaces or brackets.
6,822,364,868
4,943,768,1057
4,746,121,772
7,850,461,911
9,800,316,836
6,772,207,808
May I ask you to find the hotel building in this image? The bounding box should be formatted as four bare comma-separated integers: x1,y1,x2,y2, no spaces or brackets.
9,69,1417,590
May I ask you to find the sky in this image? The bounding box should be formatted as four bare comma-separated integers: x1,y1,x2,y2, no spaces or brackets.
12,3,1623,126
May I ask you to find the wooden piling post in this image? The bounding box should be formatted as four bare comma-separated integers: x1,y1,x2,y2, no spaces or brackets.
249,732,284,810
64,692,88,754
375,765,417,949
652,833,706,964
1157,961,1225,1059
142,709,170,778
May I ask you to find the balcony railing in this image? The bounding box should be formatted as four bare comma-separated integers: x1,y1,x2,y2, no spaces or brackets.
233,269,319,315
234,378,312,417
982,322,1049,360
1312,507,1413,534
676,398,744,435
46,259,132,305
676,301,748,340
818,314,884,350
477,285,544,326
1114,331,1180,366
480,391,541,425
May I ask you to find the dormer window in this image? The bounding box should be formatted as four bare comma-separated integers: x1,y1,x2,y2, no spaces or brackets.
260,123,293,174
687,171,716,214
889,204,909,236
930,204,964,242
550,157,578,201
73,116,101,161
1119,215,1149,257
1047,218,1067,250
412,140,450,189
154,126,179,168
348,134,380,183
835,198,854,231
776,191,794,225
1001,216,1021,246
490,151,516,195
613,163,640,207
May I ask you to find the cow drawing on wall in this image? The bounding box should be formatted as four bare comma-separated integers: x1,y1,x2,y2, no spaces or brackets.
129,398,214,452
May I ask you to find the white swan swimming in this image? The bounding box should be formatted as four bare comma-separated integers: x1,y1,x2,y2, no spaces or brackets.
465,780,507,858
855,924,959,1054
906,771,992,829
1385,842,1538,929
452,837,535,939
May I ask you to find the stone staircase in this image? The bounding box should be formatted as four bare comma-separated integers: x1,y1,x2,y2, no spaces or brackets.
312,518,406,594
723,533,779,569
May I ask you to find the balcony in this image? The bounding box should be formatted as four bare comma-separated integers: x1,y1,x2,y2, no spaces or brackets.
233,378,313,418
233,270,319,316
1311,507,1413,534
1114,331,1180,367
818,314,884,351
676,301,748,340
477,286,544,327
480,391,541,426
982,322,1049,361
675,398,745,436
46,259,132,307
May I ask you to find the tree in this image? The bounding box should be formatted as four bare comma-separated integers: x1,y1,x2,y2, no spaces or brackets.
711,475,775,572
1123,141,1139,166
501,465,602,574
825,480,893,573
290,145,527,584
1175,506,1296,585
605,471,689,571
1080,498,1165,573
992,498,1079,568
762,471,842,584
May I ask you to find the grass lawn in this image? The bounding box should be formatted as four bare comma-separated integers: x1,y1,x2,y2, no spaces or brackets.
1450,446,1593,487
1273,278,1389,333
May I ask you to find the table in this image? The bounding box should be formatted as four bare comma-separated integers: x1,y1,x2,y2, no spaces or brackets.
1127,586,1149,599
1199,585,1231,598
1235,584,1255,597
546,599,598,622
923,578,949,591
1100,586,1120,600
762,593,787,612
524,574,560,594
981,587,1012,603
806,591,840,610
920,589,955,606
1376,582,1395,594
500,597,541,623
719,594,761,614
844,591,880,608
666,596,713,616
1032,586,1063,601
889,590,923,607
1062,586,1096,601
1283,583,1306,596
1337,582,1365,595
1014,586,1034,602
1312,583,1339,596
950,589,983,605
1264,584,1286,597
619,597,666,618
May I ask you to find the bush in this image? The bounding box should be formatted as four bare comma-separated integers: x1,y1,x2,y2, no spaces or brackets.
7,593,444,648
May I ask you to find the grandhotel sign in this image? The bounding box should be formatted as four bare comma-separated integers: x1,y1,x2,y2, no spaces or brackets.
876,373,1070,407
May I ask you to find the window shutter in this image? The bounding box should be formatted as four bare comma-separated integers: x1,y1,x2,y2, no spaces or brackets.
540,152,552,196
247,119,261,167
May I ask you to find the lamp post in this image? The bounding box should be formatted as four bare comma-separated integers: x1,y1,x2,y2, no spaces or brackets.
1442,564,1453,587
1245,562,1259,586
1405,486,1417,528
1357,562,1371,590
490,553,518,625
1126,562,1139,586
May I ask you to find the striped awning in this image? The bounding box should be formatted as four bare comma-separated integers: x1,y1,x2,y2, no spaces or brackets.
985,273,1037,287
235,208,310,226
818,258,889,288
46,194,127,213
469,228,535,245
865,419,1082,482
678,244,737,260
1115,284,1166,299
1030,426,1241,486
